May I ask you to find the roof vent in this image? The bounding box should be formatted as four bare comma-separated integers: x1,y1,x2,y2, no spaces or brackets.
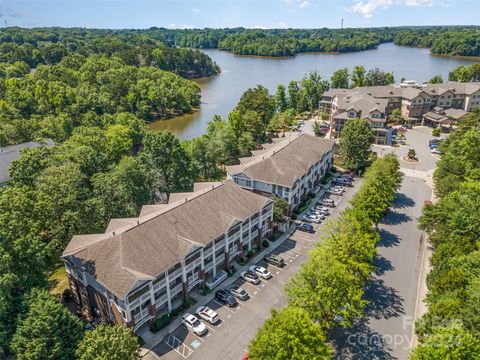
185,198,188,202
113,231,115,235
137,220,140,225
212,184,214,189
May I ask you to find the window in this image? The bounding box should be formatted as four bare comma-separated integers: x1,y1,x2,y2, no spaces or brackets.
441,96,445,99
447,95,452,99
215,247,225,258
348,111,355,117
439,102,444,106
228,224,240,237
412,100,416,104
245,180,252,187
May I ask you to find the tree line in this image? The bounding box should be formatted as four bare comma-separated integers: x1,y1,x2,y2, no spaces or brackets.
0,27,219,78
248,154,403,359
394,27,480,57
0,53,201,146
410,112,480,358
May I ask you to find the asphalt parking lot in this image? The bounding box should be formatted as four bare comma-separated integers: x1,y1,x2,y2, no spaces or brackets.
143,178,362,360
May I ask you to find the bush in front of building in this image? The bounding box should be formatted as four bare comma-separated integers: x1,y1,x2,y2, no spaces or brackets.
227,265,237,277
262,240,270,248
150,314,172,333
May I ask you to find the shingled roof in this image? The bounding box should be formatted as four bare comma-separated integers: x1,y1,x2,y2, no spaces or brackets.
226,134,334,188
62,180,272,299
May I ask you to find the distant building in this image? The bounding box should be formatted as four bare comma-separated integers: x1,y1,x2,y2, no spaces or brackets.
226,133,334,211
320,82,480,143
62,180,273,330
0,139,54,184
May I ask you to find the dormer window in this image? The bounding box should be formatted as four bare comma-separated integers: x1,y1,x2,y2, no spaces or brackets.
348,111,355,118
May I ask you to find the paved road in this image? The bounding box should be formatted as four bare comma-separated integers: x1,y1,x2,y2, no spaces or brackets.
143,180,362,360
332,127,438,360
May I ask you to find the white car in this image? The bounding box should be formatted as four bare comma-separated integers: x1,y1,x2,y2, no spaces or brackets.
304,215,321,224
240,270,261,284
307,210,325,219
431,148,441,155
181,313,207,335
195,306,220,324
328,188,343,196
249,265,272,279
319,199,335,207
315,206,330,214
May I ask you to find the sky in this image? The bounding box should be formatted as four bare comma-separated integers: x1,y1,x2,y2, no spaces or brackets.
0,0,478,29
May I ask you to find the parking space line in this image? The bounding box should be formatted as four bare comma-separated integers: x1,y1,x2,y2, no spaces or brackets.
164,335,194,359
204,323,216,333
212,300,236,314
193,333,206,342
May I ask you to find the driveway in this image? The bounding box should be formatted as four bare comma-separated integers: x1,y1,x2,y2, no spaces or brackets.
143,179,361,360
331,126,438,360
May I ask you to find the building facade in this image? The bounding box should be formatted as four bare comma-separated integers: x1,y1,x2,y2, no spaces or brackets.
62,180,273,331
226,134,335,211
320,81,480,143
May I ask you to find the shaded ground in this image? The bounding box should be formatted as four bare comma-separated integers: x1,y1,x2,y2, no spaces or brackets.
331,176,431,359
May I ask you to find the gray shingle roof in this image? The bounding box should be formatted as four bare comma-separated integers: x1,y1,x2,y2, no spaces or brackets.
227,134,334,188
62,180,272,299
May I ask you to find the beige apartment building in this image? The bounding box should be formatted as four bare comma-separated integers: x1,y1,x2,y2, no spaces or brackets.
62,180,273,331
226,133,335,212
321,81,480,143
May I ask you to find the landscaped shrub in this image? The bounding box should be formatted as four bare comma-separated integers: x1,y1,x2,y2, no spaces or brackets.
262,240,270,248
227,265,237,277
247,249,257,258
150,314,172,333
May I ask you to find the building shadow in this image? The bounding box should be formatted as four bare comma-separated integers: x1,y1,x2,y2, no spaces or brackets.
377,229,400,248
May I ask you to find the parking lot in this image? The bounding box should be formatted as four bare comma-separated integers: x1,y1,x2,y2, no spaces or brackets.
143,178,361,360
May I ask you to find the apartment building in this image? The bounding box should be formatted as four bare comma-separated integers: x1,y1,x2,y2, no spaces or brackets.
321,81,480,142
62,180,273,331
320,90,391,144
226,133,335,211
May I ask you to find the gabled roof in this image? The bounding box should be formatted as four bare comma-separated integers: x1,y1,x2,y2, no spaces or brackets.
62,180,272,299
227,134,334,188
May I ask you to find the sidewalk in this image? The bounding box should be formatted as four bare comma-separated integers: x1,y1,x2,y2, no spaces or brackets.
139,181,332,357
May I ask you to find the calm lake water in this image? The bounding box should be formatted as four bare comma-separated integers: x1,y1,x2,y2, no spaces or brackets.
149,42,478,139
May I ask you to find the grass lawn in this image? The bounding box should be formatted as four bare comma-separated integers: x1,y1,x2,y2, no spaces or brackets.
48,266,69,297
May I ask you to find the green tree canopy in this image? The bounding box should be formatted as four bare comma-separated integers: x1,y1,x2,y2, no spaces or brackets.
248,307,332,360
330,67,350,89
76,324,140,360
11,288,83,360
339,118,374,170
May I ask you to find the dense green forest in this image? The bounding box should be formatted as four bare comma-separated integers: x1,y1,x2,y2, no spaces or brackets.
394,27,480,56
411,113,480,358
0,27,220,77
0,54,200,146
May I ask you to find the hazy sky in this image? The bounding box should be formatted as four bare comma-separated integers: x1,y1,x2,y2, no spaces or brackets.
1,0,478,29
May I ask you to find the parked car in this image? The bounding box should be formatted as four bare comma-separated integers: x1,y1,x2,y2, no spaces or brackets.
296,223,315,233
181,313,207,335
329,188,344,196
249,265,272,279
429,139,442,145
226,285,249,301
315,206,330,215
215,289,238,307
431,148,442,155
264,254,285,267
240,270,261,285
319,198,335,207
303,215,321,223
195,306,220,324
307,209,325,218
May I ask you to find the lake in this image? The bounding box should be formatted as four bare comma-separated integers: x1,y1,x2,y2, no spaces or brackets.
149,43,478,139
